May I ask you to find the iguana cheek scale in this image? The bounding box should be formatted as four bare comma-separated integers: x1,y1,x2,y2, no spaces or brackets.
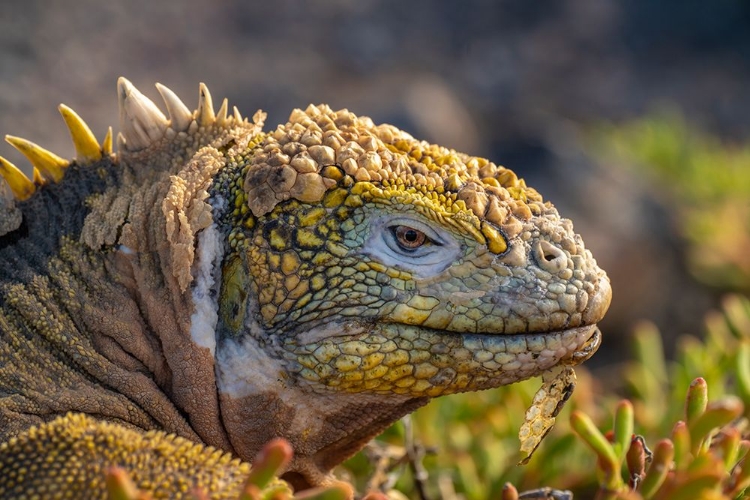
0,77,611,496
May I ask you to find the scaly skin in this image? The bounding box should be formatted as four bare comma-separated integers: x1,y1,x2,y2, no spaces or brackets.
0,78,611,496
0,413,270,498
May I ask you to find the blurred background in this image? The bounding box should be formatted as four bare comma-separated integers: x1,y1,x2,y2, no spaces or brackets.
2,1,750,497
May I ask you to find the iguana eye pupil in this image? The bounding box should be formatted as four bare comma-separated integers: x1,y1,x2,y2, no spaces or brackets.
394,225,426,249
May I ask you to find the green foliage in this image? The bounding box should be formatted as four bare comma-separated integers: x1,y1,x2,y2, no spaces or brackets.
589,113,750,291
571,381,745,499
346,295,750,499
343,373,598,498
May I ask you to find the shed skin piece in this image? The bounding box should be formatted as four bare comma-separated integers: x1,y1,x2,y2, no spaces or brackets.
0,78,611,495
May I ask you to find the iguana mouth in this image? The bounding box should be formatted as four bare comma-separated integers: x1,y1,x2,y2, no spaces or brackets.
284,322,602,397
567,325,602,364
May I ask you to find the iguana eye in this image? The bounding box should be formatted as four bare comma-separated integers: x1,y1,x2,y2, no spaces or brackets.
393,225,427,250
362,216,461,277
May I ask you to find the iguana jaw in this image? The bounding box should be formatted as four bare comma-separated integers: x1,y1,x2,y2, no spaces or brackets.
213,305,604,488
275,271,610,397
282,320,604,397
209,278,590,475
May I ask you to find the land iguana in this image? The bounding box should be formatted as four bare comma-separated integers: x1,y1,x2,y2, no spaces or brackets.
0,78,611,497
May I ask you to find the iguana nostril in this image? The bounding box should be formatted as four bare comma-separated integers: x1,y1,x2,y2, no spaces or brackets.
533,240,566,273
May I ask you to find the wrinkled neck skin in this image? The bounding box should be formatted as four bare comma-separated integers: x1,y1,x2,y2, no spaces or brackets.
0,153,228,448
213,330,428,487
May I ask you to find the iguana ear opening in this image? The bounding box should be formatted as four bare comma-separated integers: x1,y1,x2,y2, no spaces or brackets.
219,254,251,337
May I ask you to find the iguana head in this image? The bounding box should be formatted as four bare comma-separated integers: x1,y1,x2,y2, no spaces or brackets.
205,102,611,482
0,79,610,488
